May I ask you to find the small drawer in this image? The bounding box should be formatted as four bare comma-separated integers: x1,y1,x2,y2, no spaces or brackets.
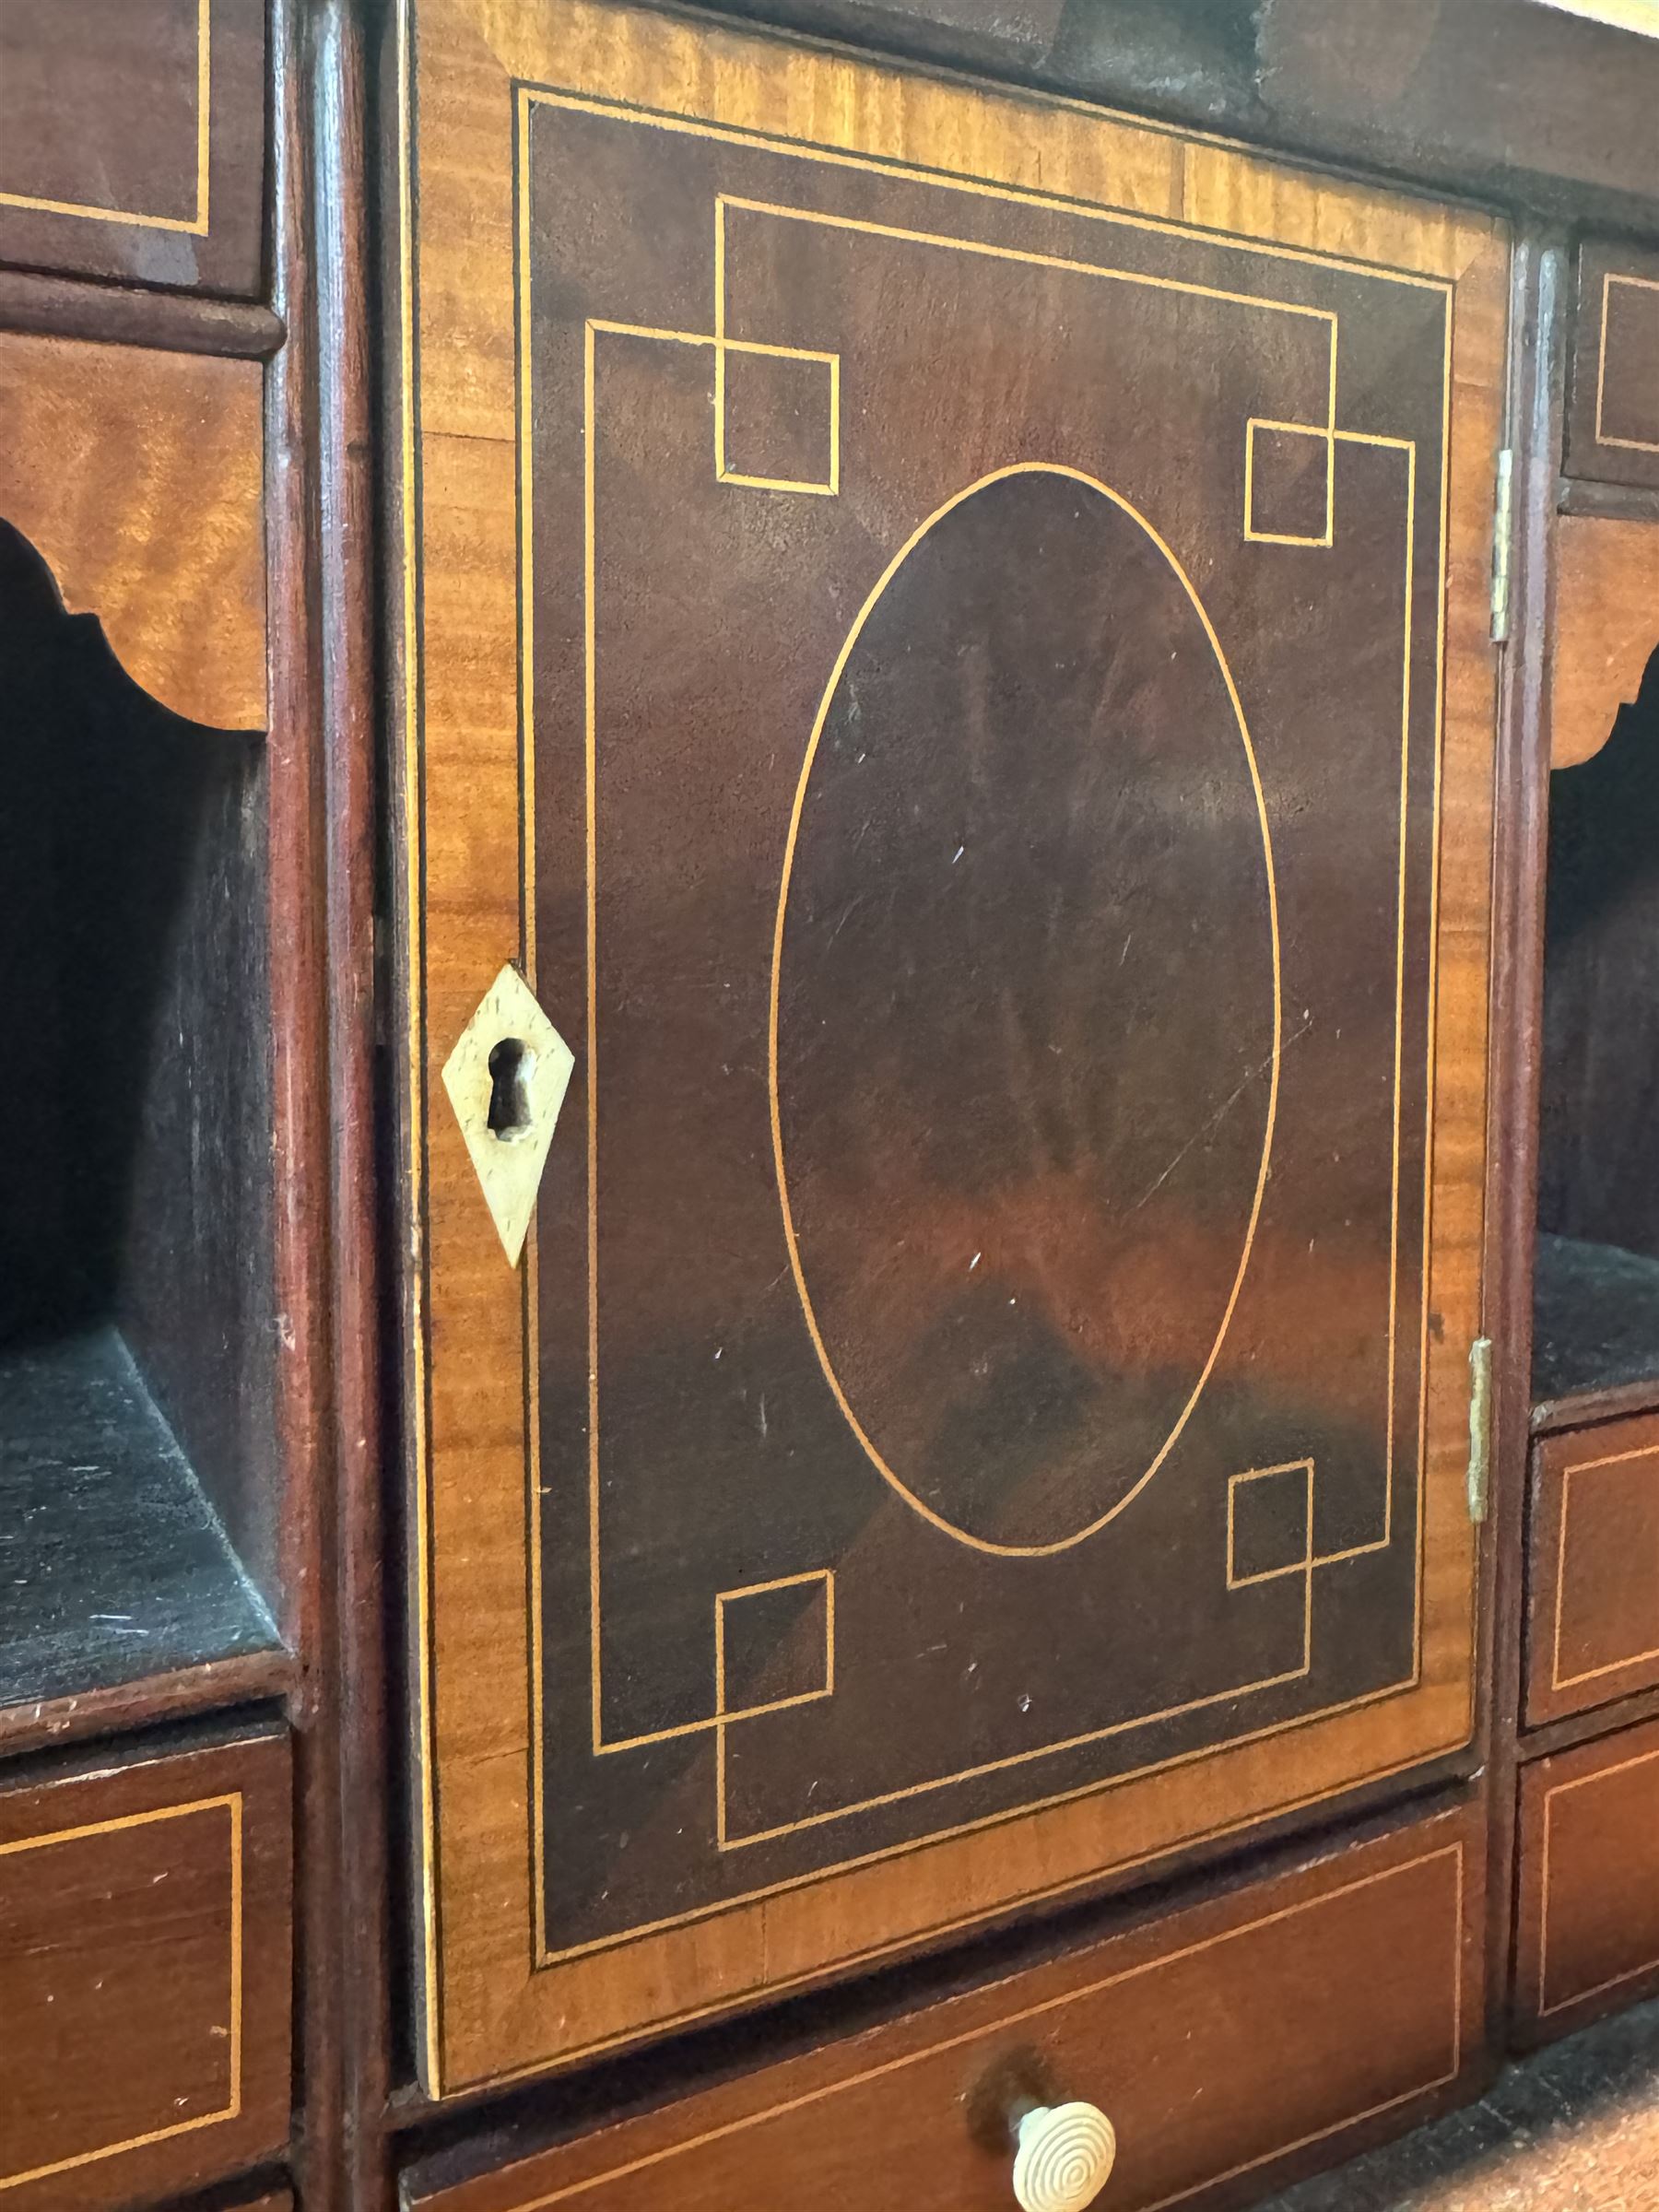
1565,240,1659,491
0,1726,291,2212
404,1806,1482,2212
1515,1713,1659,2045
0,0,265,298
1524,1414,1659,1726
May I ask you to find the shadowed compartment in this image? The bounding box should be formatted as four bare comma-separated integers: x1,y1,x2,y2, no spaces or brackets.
1535,641,1659,1413
0,518,279,1716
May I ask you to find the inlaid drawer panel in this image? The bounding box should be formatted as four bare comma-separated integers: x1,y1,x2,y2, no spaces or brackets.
1565,240,1659,491
0,1727,292,2212
1514,1714,1659,2045
1524,1413,1659,1726
0,0,265,296
403,1806,1482,2212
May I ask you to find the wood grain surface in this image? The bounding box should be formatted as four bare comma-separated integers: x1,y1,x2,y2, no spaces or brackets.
0,1727,292,2212
0,333,265,729
1565,241,1659,493
1525,1413,1659,1728
0,269,281,358
1548,513,1659,768
262,8,363,2210
0,1648,296,1763
0,0,265,297
1476,230,1566,2070
1252,0,1659,228
701,0,1659,234
712,0,1065,67
394,0,1508,2093
1515,1713,1659,2046
402,1804,1484,2212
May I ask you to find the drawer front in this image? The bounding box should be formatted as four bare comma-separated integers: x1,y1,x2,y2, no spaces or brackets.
1524,1415,1659,1725
405,1806,1482,2212
0,0,264,297
1565,241,1659,491
1515,1715,1659,2043
395,0,1506,2089
0,1729,291,2212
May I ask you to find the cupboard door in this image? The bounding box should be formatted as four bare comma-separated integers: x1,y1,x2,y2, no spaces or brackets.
393,0,1508,2091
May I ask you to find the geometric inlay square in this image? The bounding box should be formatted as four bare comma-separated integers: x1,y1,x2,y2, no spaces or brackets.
718,343,840,496
1599,277,1659,453
1244,418,1334,547
715,1571,834,1717
1229,1461,1314,1588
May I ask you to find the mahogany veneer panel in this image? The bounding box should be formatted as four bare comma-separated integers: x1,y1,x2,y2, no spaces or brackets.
404,1806,1482,2212
1565,241,1659,491
0,333,265,732
395,0,1506,2091
1515,1714,1659,2045
1548,513,1659,770
0,0,265,297
0,1728,292,2212
1525,1413,1659,1726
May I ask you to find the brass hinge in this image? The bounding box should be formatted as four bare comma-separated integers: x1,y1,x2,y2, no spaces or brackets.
1490,449,1514,643
1466,1335,1494,1523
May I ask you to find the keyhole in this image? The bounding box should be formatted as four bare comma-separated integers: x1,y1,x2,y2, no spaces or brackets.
487,1037,535,1138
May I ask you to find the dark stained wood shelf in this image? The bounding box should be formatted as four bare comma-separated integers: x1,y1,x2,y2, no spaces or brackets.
1531,1234,1659,1431
0,1325,281,1721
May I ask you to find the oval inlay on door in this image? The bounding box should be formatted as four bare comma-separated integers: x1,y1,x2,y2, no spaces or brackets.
773,465,1280,1553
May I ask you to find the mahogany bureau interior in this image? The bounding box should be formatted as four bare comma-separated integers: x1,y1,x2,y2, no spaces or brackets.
0,4,1656,2210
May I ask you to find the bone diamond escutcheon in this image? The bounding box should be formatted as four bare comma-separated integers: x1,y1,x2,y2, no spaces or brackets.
441,963,575,1265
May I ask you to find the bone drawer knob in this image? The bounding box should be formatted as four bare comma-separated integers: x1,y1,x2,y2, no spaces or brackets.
1011,2100,1118,2212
